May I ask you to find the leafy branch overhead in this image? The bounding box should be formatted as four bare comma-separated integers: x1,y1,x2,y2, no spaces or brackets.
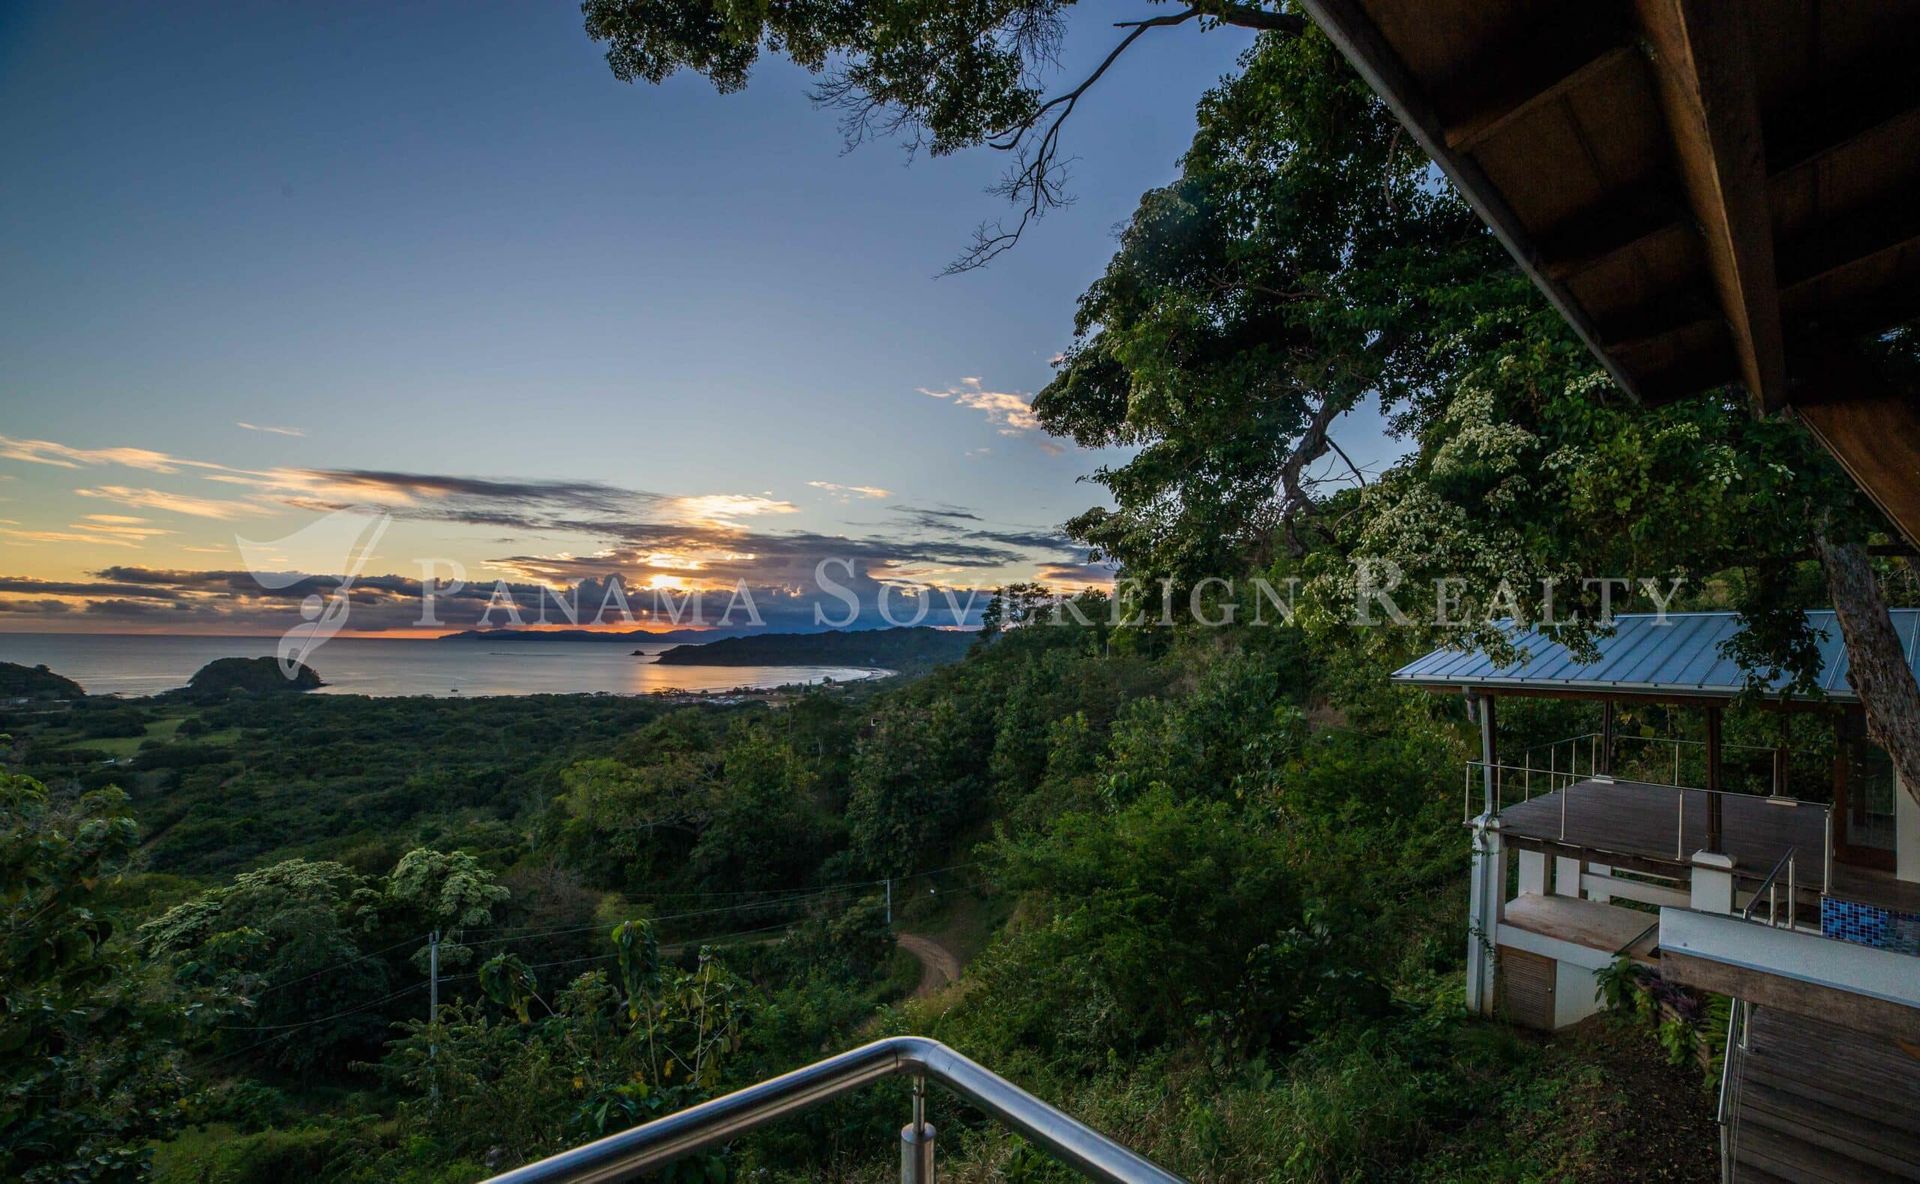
582,1,1305,270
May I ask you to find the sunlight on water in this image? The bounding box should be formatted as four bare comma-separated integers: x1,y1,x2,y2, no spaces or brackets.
0,634,882,698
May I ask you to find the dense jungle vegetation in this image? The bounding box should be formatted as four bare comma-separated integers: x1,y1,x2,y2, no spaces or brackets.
5,608,1753,1183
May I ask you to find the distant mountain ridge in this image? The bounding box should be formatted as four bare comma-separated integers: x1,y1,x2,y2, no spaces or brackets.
651,627,975,671
436,627,758,644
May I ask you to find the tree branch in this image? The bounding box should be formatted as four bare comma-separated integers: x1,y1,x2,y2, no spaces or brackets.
1815,519,1920,810
948,8,1206,272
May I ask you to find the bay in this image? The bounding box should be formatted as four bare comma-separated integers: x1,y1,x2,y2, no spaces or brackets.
0,633,884,698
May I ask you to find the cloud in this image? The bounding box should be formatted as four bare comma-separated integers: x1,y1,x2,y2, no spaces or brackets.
1034,562,1118,589
236,421,306,437
1,527,143,547
74,486,264,520
918,377,1041,435
662,494,800,526
808,481,892,500
0,435,196,473
0,597,73,615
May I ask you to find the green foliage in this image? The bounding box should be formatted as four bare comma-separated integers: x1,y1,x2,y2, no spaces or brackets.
383,922,748,1176
652,626,973,673
0,660,85,699
182,656,322,698
140,857,389,1069
951,786,1386,1067
1036,27,1500,582
386,847,511,970
1,772,191,1183
3,691,669,876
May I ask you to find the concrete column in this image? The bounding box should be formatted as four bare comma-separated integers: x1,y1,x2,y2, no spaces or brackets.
1690,850,1736,914
1517,849,1548,896
1467,814,1506,1016
1553,855,1583,898
1585,863,1613,903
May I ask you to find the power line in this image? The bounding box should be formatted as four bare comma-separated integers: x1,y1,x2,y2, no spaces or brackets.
191,864,980,1059
252,933,422,997
213,981,426,1033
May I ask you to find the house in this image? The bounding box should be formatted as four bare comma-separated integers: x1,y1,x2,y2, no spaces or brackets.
1396,610,1920,1182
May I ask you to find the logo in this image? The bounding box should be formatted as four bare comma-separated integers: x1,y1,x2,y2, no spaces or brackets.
236,510,392,679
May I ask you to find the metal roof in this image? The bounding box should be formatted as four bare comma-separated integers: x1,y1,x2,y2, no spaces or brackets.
1390,611,1920,701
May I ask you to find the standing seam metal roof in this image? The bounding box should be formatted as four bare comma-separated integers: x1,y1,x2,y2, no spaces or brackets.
1389,611,1920,700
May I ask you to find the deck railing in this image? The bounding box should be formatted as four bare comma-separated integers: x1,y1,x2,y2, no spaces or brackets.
1513,731,1781,796
477,1036,1183,1184
1463,760,1833,893
1742,848,1800,929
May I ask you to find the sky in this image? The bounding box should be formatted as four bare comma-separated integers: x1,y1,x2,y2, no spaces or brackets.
0,2,1396,635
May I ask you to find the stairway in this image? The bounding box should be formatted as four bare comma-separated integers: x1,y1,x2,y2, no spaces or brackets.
1728,1006,1920,1183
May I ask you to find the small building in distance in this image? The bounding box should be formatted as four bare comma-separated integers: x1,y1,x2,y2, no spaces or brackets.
1396,611,1920,1183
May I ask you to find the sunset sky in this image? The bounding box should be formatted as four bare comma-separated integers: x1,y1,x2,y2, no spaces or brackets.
0,2,1391,634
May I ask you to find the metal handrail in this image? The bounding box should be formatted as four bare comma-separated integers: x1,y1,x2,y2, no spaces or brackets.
1742,847,1796,926
478,1036,1184,1184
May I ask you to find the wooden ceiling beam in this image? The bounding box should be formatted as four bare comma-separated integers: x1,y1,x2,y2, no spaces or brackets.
1630,0,1786,410
1791,349,1920,551
1543,46,1920,288
1296,0,1648,402
1776,195,1920,294
1587,190,1920,355
1763,34,1920,175
1436,3,1636,152
1597,196,1920,353
1443,44,1639,152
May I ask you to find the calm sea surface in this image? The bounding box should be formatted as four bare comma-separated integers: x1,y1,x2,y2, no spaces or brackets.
0,634,885,698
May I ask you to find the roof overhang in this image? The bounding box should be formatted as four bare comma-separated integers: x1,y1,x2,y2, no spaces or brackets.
1298,0,1920,545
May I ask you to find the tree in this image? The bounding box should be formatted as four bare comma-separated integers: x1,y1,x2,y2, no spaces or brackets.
385,846,512,971
578,2,1920,802
140,858,389,1068
582,0,1306,270
2,774,191,1183
1034,30,1498,581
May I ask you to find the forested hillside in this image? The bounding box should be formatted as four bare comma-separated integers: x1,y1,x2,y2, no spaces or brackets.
651,626,975,673
1,602,1726,1183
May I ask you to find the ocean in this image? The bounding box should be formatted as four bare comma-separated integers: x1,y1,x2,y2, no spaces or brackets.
0,633,885,698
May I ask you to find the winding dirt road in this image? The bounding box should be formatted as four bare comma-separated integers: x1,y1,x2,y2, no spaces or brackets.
895,932,962,997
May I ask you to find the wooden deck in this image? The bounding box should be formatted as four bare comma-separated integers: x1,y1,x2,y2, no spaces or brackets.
1830,864,1920,915
1730,1005,1920,1183
1498,778,1826,876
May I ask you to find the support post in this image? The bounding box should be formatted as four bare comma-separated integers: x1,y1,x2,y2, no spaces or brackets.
1601,701,1615,776
885,879,893,928
1478,692,1499,815
900,1074,935,1184
1705,706,1724,853
428,929,441,1102
1466,815,1505,1016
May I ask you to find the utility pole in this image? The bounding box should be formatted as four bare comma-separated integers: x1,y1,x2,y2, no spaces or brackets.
428,929,441,1102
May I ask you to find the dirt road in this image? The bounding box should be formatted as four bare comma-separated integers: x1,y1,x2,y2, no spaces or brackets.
896,932,962,997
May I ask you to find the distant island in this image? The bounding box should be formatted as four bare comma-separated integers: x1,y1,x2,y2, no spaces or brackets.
651,627,974,672
178,656,322,699
0,660,85,700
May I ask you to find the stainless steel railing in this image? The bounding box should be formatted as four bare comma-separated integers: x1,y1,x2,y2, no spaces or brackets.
478,1036,1185,1184
1742,847,1799,930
